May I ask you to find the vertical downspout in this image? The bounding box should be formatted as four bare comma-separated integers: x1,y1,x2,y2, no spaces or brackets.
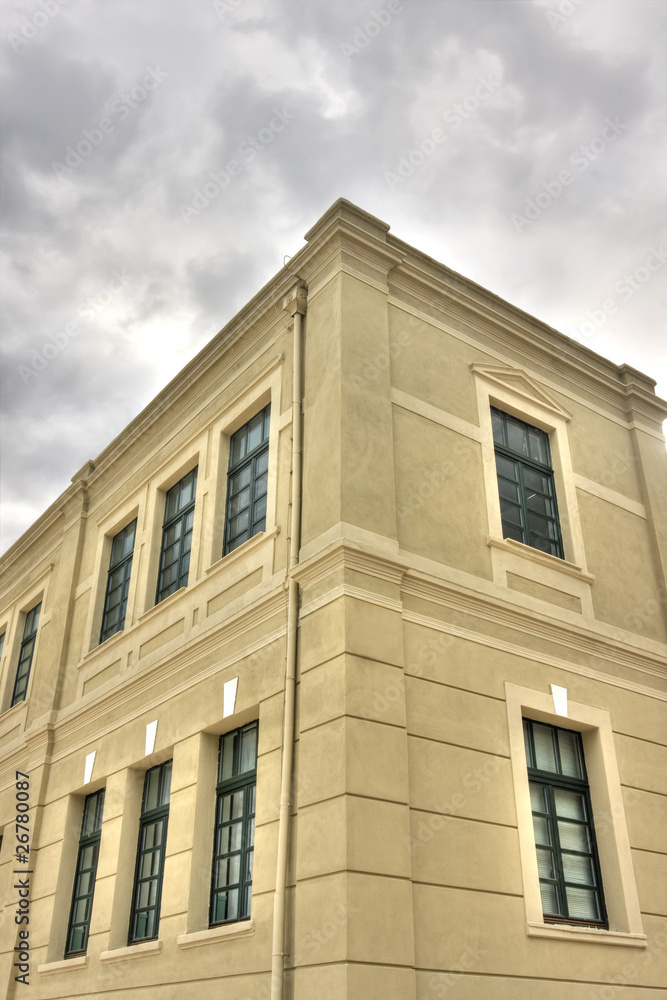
271,284,307,1000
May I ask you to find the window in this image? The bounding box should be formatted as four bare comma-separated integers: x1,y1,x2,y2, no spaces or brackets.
100,520,137,643
65,789,105,955
129,761,172,943
156,469,197,604
491,407,563,558
11,602,41,706
0,632,5,659
523,718,606,927
224,405,270,555
210,722,257,925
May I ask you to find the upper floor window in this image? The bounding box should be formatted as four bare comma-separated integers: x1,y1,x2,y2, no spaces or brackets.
224,405,270,555
491,408,563,558
11,602,41,706
523,718,606,927
156,469,197,604
100,520,137,643
210,722,257,925
65,789,105,956
129,760,172,943
0,632,5,660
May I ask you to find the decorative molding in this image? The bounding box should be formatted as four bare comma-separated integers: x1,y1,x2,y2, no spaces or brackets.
526,922,646,947
471,364,573,421
390,388,482,442
574,474,647,519
487,537,595,583
177,919,255,948
407,610,667,702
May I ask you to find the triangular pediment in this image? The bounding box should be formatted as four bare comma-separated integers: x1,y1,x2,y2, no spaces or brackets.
471,364,572,420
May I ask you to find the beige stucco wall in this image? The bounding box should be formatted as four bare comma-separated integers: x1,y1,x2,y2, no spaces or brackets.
0,199,665,999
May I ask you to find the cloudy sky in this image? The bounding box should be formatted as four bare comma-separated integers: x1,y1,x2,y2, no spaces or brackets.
1,0,665,553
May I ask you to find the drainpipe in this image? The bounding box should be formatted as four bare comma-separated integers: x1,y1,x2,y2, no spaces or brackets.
271,284,307,1000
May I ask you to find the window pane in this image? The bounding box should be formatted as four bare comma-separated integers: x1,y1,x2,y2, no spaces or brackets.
218,822,243,855
554,789,586,821
500,499,523,527
498,478,520,502
240,729,257,773
528,429,549,464
144,771,161,812
566,886,600,921
558,820,590,853
536,847,555,879
539,882,560,915
506,419,527,456
523,468,551,493
230,488,250,516
491,409,504,445
529,782,547,812
495,455,518,481
557,731,583,778
532,724,557,772
562,853,595,886
532,815,551,846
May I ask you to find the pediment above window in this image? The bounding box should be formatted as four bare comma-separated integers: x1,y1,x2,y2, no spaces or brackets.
471,364,572,421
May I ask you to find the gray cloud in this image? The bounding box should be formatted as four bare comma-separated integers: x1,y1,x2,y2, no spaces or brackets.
1,0,665,551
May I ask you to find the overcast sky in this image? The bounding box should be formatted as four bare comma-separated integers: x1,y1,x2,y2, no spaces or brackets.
1,0,665,553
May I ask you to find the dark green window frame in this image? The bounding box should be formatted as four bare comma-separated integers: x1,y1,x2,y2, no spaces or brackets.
491,407,563,559
210,722,257,926
524,718,606,927
223,405,270,555
100,520,137,644
156,468,197,604
11,602,41,706
129,760,172,943
65,789,105,956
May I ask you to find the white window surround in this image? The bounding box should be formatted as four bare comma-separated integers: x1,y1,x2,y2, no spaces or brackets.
84,501,142,656
472,364,594,618
0,580,49,716
203,362,283,573
505,681,646,947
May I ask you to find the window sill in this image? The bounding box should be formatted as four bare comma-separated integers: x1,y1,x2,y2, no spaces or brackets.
527,921,647,947
38,955,88,975
488,536,595,583
205,526,279,576
177,918,255,949
136,587,188,625
100,939,162,962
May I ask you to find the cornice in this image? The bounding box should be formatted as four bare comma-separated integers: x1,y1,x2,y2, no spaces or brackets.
296,537,665,681
401,572,666,681
405,607,667,705
387,253,667,427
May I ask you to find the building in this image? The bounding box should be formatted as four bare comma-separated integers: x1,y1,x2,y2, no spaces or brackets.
0,198,666,999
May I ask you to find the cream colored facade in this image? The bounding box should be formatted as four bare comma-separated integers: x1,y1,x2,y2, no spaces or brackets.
0,199,666,999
